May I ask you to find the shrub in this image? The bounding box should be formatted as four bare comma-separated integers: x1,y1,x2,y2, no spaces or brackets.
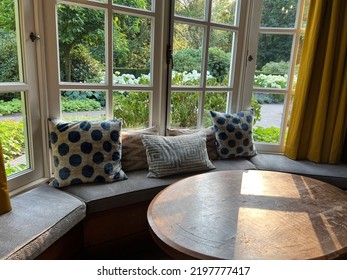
0,98,22,116
173,48,230,83
0,120,24,162
253,126,280,143
61,98,102,112
0,30,19,82
60,44,104,83
261,60,289,75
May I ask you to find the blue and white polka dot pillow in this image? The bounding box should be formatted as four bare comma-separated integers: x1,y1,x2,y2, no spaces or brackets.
48,118,127,187
210,110,257,159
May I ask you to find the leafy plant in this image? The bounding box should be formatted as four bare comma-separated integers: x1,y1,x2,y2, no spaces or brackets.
0,98,22,116
0,120,25,162
61,98,102,112
253,126,281,143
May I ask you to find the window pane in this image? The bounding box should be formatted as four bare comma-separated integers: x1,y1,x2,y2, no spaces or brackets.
0,92,29,176
113,13,152,85
172,23,204,86
255,34,293,89
57,4,105,83
260,0,298,28
302,0,311,28
175,0,206,20
203,92,228,127
293,33,305,89
208,29,234,86
61,91,106,122
0,0,22,83
170,91,199,128
211,0,238,26
113,0,152,11
113,91,150,128
252,92,285,144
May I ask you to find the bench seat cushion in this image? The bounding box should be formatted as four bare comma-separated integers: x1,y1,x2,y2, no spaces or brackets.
249,154,347,190
0,184,86,260
61,158,257,214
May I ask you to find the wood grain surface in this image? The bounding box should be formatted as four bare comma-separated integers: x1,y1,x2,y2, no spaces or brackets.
147,170,347,259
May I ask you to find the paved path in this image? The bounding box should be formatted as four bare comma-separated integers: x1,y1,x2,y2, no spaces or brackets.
255,103,284,128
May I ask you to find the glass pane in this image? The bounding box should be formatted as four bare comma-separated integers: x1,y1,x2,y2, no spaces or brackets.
113,0,152,11
302,0,311,28
57,4,105,83
170,91,199,128
203,92,228,127
172,23,204,86
175,0,206,20
113,91,150,128
208,29,234,86
252,92,285,144
61,91,106,122
0,92,29,176
260,0,298,28
113,13,152,85
293,33,305,88
255,34,293,89
0,0,22,83
211,0,238,26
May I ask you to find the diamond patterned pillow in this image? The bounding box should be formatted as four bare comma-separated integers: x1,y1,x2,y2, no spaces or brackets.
210,110,257,158
48,119,127,187
141,131,215,178
121,126,158,172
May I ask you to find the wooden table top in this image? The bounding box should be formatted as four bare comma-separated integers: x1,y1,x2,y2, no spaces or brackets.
147,170,347,260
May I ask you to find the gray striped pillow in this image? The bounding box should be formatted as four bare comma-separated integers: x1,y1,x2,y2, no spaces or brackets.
141,132,215,178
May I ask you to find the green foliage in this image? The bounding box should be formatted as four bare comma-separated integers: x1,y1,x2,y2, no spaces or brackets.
173,48,230,82
0,120,24,162
261,60,289,75
61,98,102,112
62,90,105,106
0,0,15,31
113,91,149,128
251,98,262,125
66,45,103,83
0,99,22,116
170,92,199,128
253,126,281,143
0,30,19,82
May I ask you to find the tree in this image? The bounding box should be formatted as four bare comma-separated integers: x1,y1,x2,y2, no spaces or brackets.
0,0,15,31
58,4,105,82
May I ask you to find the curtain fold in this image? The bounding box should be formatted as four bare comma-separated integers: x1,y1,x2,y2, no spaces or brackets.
284,0,347,163
0,141,12,214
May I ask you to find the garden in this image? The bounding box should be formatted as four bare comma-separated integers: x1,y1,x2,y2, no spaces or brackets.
0,0,300,175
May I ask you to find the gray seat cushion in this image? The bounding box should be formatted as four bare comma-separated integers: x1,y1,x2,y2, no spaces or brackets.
0,184,86,260
249,154,347,190
61,158,257,213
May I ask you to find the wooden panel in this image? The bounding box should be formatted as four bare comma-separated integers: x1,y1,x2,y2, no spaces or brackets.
83,200,151,248
35,222,84,260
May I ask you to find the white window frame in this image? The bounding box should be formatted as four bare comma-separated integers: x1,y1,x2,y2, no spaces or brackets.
166,0,250,129
43,0,167,133
243,0,307,154
2,0,48,194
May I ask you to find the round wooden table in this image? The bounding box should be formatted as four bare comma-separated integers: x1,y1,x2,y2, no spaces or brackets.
147,170,347,260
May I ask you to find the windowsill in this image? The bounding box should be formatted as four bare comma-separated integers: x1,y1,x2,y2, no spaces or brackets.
9,177,50,198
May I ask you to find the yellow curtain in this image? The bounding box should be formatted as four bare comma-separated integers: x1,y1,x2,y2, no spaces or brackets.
284,0,347,163
0,141,12,214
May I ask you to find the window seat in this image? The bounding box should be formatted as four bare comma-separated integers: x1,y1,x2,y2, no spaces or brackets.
0,185,86,260
1,154,347,259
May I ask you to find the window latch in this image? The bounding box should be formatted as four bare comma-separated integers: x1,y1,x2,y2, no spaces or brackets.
248,55,254,62
30,32,40,42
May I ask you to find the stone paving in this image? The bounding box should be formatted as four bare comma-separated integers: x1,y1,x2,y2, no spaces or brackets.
255,103,284,128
